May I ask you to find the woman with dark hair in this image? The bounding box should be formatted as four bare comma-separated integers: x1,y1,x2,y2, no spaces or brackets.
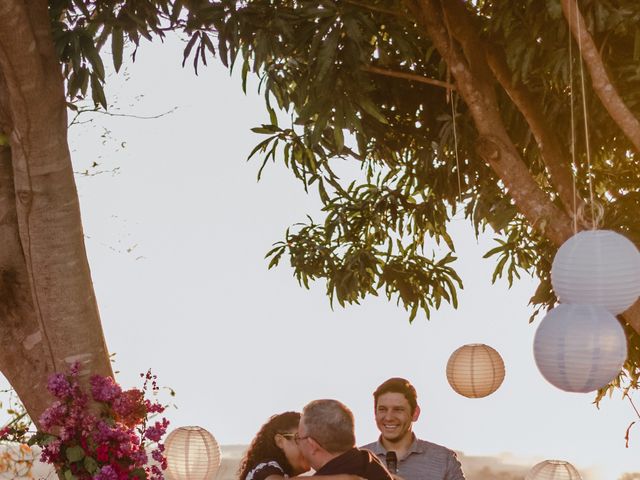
238,412,364,480
238,411,309,480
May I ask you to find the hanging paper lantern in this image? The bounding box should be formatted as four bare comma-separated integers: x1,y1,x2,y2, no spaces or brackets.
525,460,582,480
551,230,640,314
165,426,221,480
533,304,627,393
446,344,505,398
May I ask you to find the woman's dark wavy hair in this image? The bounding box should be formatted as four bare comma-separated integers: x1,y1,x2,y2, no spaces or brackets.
238,411,301,480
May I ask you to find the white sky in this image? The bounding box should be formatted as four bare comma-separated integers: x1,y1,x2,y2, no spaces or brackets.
3,36,639,479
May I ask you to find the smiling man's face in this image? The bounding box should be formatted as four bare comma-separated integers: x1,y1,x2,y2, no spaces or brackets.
375,392,419,444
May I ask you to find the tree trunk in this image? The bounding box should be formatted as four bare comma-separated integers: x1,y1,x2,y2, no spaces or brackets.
0,0,112,427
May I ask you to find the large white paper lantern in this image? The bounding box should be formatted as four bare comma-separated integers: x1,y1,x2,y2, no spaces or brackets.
446,344,505,398
165,426,221,480
525,460,582,480
551,230,640,314
533,304,627,393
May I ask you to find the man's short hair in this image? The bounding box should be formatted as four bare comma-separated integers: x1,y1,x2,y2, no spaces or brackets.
302,399,355,454
373,377,418,414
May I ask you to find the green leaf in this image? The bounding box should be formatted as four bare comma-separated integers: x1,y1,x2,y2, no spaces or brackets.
64,469,77,480
170,0,184,23
483,244,505,259
131,467,147,479
65,445,85,463
251,126,278,134
83,456,98,474
28,432,57,446
241,57,250,93
183,32,200,67
492,255,508,283
267,104,278,127
218,33,229,68
358,97,388,125
545,0,562,20
316,27,340,81
90,74,107,110
202,33,216,56
112,27,124,73
80,35,105,80
333,127,344,151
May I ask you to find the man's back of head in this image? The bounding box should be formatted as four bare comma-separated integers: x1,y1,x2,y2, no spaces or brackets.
300,399,393,480
302,399,355,454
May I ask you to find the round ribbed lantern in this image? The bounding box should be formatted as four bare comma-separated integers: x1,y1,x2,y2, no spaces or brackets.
525,460,582,480
533,304,627,393
165,426,221,480
446,344,505,398
551,230,640,314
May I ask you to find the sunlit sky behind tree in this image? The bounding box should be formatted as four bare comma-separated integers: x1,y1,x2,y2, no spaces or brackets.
2,35,639,479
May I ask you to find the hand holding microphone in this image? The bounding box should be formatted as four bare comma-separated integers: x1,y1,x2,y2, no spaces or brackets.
385,451,398,475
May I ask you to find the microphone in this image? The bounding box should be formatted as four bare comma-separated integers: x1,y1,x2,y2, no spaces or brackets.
385,451,398,474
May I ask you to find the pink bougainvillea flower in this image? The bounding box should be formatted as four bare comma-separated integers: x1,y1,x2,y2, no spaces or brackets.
34,365,169,480
112,389,147,428
46,373,72,399
90,375,122,403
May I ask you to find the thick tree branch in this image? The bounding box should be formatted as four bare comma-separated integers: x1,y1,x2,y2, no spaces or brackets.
432,0,640,335
414,0,575,248
485,48,583,218
623,301,640,341
561,0,640,153
438,0,581,220
363,65,456,90
435,1,640,334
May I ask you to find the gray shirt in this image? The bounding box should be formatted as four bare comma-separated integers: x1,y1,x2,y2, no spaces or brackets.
361,436,465,480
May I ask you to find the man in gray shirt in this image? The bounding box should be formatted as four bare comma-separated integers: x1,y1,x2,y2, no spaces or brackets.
361,378,465,480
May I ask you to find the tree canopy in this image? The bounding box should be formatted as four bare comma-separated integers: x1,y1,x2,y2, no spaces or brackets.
1,0,640,429
178,0,640,398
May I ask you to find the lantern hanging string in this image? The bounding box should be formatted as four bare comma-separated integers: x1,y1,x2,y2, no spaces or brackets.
451,92,463,203
574,0,597,227
442,4,463,205
576,200,604,230
568,2,578,234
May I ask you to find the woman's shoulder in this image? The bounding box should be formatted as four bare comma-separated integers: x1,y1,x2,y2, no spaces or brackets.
245,460,285,480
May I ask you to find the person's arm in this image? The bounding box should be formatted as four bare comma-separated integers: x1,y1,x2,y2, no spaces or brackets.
444,451,465,480
265,475,363,480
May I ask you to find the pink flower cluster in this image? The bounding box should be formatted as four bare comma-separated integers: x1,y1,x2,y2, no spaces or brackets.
36,365,169,480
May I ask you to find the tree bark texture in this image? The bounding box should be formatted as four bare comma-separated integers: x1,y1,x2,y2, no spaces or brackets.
437,0,583,224
485,48,584,219
561,0,640,154
0,0,112,427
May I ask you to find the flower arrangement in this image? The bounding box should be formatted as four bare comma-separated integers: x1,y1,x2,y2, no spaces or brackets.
29,364,169,480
